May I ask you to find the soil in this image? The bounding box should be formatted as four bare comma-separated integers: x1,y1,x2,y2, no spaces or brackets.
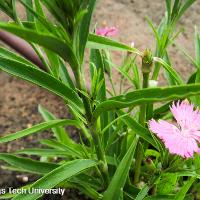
0,0,200,199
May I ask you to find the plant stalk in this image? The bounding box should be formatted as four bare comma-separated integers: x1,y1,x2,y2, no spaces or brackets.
74,68,109,187
74,69,93,121
134,49,152,185
134,73,149,185
89,120,110,187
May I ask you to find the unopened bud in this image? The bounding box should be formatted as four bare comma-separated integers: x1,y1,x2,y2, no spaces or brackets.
149,80,158,88
130,41,135,48
142,49,153,74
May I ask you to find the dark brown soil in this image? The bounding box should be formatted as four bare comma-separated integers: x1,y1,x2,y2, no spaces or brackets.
0,0,200,199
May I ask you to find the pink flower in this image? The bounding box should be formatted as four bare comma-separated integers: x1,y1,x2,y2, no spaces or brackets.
96,27,118,37
149,100,200,158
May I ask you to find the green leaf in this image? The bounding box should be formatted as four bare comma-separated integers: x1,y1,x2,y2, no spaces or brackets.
25,0,34,21
177,0,196,22
165,0,171,23
77,0,96,63
195,26,200,67
0,1,14,19
175,42,198,69
177,171,200,179
153,102,171,119
0,154,58,174
146,17,160,46
135,185,149,200
15,148,79,158
93,84,200,119
157,173,177,195
59,59,76,90
187,72,197,84
41,0,68,30
40,139,85,158
0,47,37,67
38,105,74,145
90,49,109,141
162,52,177,85
67,175,102,199
19,0,57,34
174,177,196,200
117,110,158,149
153,57,184,85
44,48,60,78
88,33,142,55
90,49,106,101
0,119,80,143
0,22,79,70
13,159,97,200
103,139,137,200
144,195,175,200
0,57,84,112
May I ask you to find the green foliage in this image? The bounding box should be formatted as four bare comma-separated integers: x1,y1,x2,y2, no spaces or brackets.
157,173,178,194
0,153,59,174
0,0,15,19
0,0,198,199
13,159,97,200
103,139,137,200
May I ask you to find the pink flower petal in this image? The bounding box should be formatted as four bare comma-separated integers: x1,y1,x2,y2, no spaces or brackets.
170,101,200,130
149,119,179,141
149,119,200,158
163,133,199,158
96,27,118,37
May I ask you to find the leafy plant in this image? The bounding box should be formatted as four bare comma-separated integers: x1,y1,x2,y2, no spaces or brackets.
0,0,199,200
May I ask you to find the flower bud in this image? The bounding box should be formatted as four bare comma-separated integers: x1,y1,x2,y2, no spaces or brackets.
149,80,158,88
142,49,153,74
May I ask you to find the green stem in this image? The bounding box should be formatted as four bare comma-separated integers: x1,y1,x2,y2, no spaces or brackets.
74,68,109,187
89,120,109,187
139,73,149,124
74,69,93,121
109,76,117,96
133,142,143,184
134,72,149,185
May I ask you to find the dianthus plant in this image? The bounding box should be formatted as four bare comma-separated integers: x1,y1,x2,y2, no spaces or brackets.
0,0,200,199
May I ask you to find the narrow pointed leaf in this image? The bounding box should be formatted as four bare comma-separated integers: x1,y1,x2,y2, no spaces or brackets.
88,33,142,55
13,159,97,200
0,47,37,67
0,57,83,111
0,119,81,143
93,84,200,119
174,177,196,200
117,110,157,148
135,185,149,200
15,148,80,158
0,154,58,174
0,23,79,69
78,0,96,62
38,105,73,145
153,57,184,85
103,140,137,200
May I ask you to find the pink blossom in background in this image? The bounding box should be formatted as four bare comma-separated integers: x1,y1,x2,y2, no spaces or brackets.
149,100,200,158
96,27,118,37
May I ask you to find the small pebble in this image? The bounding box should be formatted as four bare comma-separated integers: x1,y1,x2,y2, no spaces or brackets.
16,175,29,183
27,123,32,128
